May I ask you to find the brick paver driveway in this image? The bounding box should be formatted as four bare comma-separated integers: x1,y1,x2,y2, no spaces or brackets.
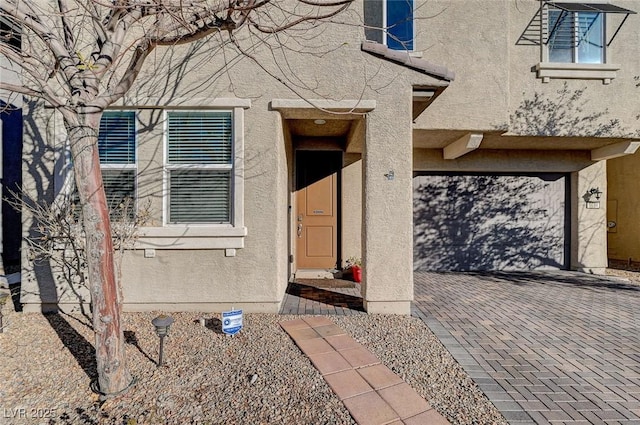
413,271,640,425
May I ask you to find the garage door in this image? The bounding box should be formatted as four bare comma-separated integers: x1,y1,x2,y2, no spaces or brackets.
413,174,568,271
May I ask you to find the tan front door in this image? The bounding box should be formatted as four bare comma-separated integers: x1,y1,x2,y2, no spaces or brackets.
295,150,341,269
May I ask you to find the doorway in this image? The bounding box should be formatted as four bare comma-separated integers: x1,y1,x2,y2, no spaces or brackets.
294,150,342,270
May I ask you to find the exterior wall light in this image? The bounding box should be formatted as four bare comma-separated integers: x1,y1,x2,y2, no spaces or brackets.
585,187,603,209
313,119,326,125
152,314,174,367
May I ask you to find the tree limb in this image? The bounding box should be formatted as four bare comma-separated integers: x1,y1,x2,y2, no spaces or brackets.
3,1,77,84
0,82,64,107
95,37,157,108
57,0,76,52
248,3,351,33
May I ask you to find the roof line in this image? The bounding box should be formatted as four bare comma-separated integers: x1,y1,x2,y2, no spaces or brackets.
361,41,455,82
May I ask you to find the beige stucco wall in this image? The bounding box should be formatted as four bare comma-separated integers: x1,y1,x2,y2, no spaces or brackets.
409,0,638,276
415,0,640,135
607,153,640,262
341,155,363,267
20,102,94,312
18,0,639,312
19,1,438,313
363,87,414,314
571,161,608,273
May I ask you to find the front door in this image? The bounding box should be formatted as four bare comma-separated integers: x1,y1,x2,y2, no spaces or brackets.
295,150,341,269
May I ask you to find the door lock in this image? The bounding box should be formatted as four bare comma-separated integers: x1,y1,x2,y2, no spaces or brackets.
297,215,303,222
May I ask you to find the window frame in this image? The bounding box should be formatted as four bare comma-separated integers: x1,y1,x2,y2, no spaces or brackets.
162,108,245,230
546,9,606,64
536,3,621,84
365,0,416,51
384,0,415,51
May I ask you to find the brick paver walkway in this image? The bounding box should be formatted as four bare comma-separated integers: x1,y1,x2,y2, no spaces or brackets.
281,316,449,425
413,271,640,425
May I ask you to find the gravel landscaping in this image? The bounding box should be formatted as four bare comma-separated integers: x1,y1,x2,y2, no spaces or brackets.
0,305,507,425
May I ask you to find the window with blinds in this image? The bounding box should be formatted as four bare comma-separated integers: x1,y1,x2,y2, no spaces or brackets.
548,10,604,64
166,111,233,224
98,111,137,218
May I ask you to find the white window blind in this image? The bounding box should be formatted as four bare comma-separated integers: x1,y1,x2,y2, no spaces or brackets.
98,111,137,218
166,111,233,224
102,169,136,216
548,10,604,64
99,111,136,164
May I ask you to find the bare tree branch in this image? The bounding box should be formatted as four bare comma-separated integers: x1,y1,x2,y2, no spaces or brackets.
2,0,355,397
96,37,156,108
56,0,76,51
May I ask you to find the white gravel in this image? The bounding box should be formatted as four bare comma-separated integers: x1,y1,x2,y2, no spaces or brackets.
0,307,507,424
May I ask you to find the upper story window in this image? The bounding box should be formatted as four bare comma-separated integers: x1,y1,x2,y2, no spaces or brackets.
98,111,137,219
536,2,636,84
165,111,234,224
548,9,604,63
364,0,414,51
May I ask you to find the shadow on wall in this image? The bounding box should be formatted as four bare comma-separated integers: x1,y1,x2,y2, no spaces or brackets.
14,101,93,318
413,174,567,272
508,83,637,138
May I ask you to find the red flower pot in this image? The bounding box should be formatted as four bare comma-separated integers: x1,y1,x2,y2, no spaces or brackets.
351,265,362,283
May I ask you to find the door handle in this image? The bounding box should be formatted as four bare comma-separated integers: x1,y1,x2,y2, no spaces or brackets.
297,223,302,237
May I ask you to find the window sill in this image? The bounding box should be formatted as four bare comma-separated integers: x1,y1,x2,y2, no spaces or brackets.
136,226,247,250
387,47,419,56
536,62,621,84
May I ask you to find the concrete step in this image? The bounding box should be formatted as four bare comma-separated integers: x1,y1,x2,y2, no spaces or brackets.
295,269,343,279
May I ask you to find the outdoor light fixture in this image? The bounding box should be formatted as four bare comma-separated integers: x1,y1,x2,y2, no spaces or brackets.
313,119,326,125
587,187,603,200
585,187,603,209
152,314,174,367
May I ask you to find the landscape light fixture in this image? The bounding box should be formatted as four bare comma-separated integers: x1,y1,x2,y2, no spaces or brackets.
151,314,174,367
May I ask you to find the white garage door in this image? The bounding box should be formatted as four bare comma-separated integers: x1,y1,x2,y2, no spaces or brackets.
413,174,568,271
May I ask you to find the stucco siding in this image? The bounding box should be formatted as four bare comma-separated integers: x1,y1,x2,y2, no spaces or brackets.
607,153,640,262
15,0,636,312
415,0,639,134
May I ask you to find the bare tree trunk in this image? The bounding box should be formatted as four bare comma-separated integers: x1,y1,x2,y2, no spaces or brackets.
2,0,354,398
66,120,132,396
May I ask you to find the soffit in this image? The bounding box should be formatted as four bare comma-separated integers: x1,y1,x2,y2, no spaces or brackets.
287,119,353,138
413,129,635,150
272,98,371,146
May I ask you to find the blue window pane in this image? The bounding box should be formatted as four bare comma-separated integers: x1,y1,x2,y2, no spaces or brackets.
387,0,413,50
548,10,604,64
548,10,574,63
577,12,603,63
